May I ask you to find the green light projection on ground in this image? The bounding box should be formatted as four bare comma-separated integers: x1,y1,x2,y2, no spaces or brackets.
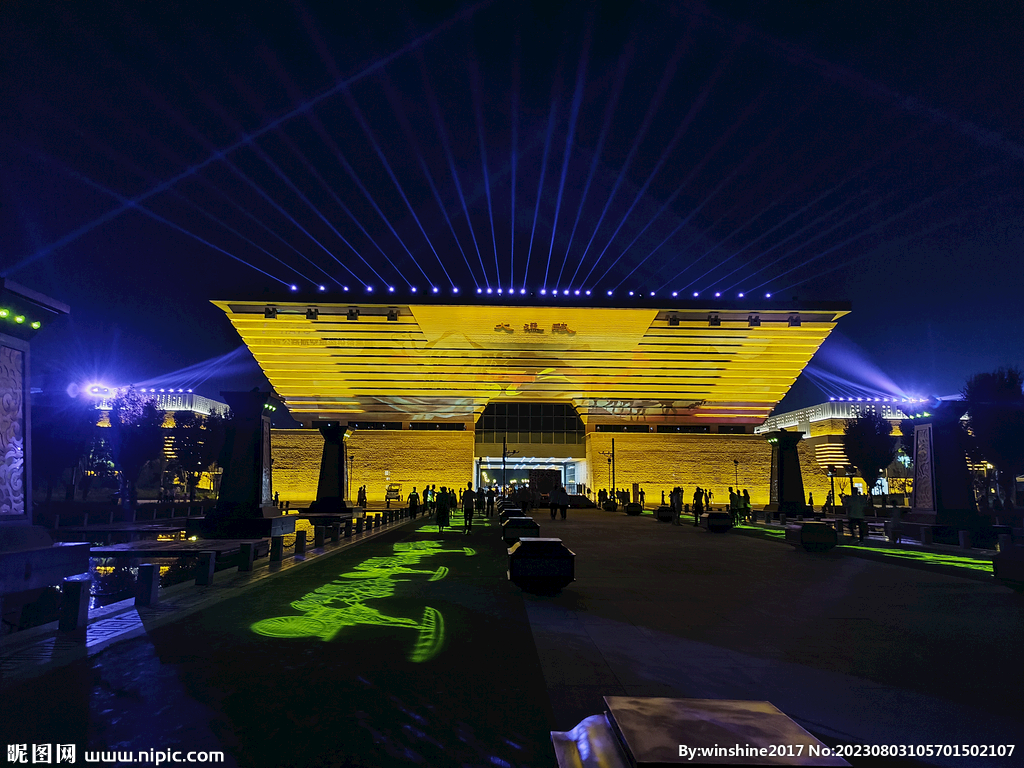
251,541,476,662
842,545,993,573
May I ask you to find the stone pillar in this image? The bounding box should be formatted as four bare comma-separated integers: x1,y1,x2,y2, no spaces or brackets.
763,429,807,516
135,564,159,606
270,535,284,561
59,574,91,631
295,530,306,555
192,391,295,539
330,523,341,543
196,551,216,585
307,424,352,514
910,404,976,529
314,526,325,548
239,542,256,571
344,519,353,538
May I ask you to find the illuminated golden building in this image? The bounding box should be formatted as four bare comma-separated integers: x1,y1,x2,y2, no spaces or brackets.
214,299,848,504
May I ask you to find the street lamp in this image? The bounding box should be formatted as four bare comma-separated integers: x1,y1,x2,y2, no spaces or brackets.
733,458,739,488
502,432,519,492
599,438,616,500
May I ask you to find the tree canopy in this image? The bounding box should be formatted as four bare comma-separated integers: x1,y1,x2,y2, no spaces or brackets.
843,411,897,499
962,367,1024,506
107,386,165,508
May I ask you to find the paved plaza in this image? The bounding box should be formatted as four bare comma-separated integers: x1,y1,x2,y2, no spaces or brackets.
2,510,1022,767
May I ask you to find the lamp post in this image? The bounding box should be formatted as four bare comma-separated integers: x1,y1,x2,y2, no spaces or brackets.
733,458,739,488
827,465,836,516
347,453,355,503
599,438,616,499
502,432,519,492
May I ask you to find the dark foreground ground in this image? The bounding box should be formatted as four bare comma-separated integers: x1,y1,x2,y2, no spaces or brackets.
2,509,1022,767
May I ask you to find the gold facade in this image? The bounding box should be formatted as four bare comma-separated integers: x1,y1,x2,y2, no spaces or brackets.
216,301,847,428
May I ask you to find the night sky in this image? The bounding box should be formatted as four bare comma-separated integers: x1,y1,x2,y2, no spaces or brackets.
3,0,1022,412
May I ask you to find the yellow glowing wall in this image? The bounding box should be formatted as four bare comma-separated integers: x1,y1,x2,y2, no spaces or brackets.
584,432,774,506
271,429,474,504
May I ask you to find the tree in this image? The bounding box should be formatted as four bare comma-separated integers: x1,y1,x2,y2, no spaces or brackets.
843,412,897,504
31,396,98,503
962,367,1024,509
171,409,229,502
107,386,165,511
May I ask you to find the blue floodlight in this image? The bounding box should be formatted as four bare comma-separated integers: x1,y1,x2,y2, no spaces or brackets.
520,288,526,295
318,285,326,292
693,291,699,297
343,286,349,292
187,389,193,393
160,388,165,393
714,292,721,298
452,287,459,294
765,292,772,298
574,290,580,296
477,287,483,294
563,289,569,296
738,293,745,298
431,286,438,293
411,286,417,293
366,285,373,293
672,291,678,297
629,291,634,296
585,289,591,296
540,289,547,295
830,397,835,401
606,290,613,296
486,287,493,294
649,292,655,297
388,286,395,293
290,284,298,291
498,288,503,294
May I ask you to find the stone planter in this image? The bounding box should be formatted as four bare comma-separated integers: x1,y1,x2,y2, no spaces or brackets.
699,512,733,533
785,522,838,552
624,502,643,516
507,537,575,594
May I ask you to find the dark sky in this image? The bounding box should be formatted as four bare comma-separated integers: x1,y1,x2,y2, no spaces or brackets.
2,0,1022,413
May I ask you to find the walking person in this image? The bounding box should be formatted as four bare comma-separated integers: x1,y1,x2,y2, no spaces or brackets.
550,485,570,520
486,486,496,516
436,486,451,533
692,487,703,526
463,482,475,534
408,487,420,519
728,487,738,526
742,489,752,522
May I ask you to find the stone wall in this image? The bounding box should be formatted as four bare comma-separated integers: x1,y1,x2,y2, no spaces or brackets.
271,429,475,504
584,432,775,506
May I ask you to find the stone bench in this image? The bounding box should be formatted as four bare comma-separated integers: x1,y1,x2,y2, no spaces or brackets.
785,521,838,552
699,511,733,533
507,537,575,595
992,545,1024,592
502,516,540,545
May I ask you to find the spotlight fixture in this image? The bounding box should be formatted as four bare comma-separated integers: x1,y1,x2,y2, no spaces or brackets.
629,291,634,296
318,285,326,292
0,309,7,317
574,290,580,296
707,313,721,327
520,288,526,295
431,286,438,293
306,308,319,320
347,308,359,321
452,287,459,294
388,286,395,293
649,292,655,297
264,307,278,319
738,293,745,298
606,290,613,296
585,290,591,296
487,288,493,294
365,286,373,293
160,388,166,393
788,314,801,327
765,292,772,298
540,289,547,295
14,315,25,324
343,286,349,292
563,289,569,296
177,389,184,393
748,314,761,327
830,397,835,401
31,321,41,329
692,292,699,297
714,292,721,298
387,309,399,322
187,389,193,393
672,291,678,297
498,288,503,294
477,288,483,294
290,285,298,291
411,287,417,293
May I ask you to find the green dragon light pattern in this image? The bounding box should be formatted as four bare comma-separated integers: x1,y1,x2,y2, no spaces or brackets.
251,541,476,662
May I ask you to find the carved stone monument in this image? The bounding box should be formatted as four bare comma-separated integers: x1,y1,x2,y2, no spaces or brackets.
190,390,295,539
307,423,352,514
908,402,975,528
762,429,808,518
0,280,90,626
